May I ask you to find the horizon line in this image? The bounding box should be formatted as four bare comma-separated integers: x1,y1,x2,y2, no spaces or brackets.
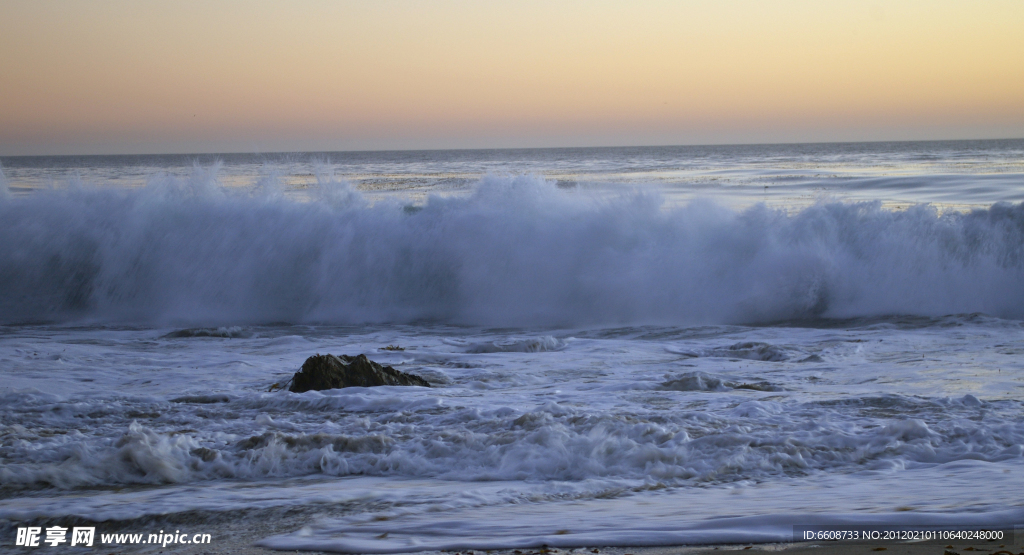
2,136,1022,160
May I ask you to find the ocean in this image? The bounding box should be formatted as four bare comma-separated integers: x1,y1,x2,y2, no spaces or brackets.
1,140,1023,552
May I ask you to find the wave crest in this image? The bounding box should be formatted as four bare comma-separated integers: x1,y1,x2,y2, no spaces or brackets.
1,172,1023,326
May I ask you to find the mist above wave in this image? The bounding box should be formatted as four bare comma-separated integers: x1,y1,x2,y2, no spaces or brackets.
1,169,1022,326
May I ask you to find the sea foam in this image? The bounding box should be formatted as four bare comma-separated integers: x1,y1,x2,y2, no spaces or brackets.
1,170,1022,326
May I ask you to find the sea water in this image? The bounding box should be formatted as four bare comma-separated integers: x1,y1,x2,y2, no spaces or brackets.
1,140,1023,552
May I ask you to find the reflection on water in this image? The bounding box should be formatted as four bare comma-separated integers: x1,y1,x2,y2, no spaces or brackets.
2,139,1023,209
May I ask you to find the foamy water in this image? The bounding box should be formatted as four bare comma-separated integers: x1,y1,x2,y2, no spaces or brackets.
1,141,1023,551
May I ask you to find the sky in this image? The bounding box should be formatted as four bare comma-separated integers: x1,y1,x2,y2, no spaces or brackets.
1,0,1022,156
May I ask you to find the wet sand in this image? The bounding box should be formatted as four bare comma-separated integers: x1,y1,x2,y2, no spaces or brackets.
93,528,1022,555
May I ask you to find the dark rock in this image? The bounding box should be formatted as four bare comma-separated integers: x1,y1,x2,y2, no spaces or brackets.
707,342,790,362
288,354,430,392
661,371,783,392
170,394,232,403
163,327,252,339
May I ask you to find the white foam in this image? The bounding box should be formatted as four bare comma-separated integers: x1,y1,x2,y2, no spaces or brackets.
1,318,1021,551
450,336,567,353
2,173,1023,326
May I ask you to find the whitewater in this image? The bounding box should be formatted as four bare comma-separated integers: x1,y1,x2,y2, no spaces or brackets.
1,140,1023,552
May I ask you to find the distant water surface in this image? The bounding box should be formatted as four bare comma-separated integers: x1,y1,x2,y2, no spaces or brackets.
3,139,1023,209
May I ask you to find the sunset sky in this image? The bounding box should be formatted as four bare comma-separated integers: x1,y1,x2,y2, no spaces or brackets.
1,0,1022,156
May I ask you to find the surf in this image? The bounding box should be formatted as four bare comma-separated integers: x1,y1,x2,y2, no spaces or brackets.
1,171,1022,326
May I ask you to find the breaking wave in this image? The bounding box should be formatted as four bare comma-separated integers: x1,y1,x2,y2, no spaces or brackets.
2,393,1021,490
2,170,1023,326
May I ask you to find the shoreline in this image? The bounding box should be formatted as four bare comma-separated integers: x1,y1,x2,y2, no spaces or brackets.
88,529,1022,555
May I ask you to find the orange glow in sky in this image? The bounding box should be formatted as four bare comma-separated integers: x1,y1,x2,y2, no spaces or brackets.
1,0,1022,155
